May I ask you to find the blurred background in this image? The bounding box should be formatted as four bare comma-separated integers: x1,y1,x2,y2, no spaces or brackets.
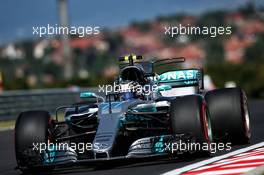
0,0,264,98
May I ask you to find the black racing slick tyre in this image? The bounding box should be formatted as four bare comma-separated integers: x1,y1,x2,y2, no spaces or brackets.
205,88,251,144
15,110,53,172
170,95,213,155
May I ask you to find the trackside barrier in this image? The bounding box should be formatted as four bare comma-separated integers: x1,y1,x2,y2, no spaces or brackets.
0,88,98,121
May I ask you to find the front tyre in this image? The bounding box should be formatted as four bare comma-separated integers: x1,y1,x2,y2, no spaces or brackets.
170,95,212,155
205,88,251,144
15,110,54,172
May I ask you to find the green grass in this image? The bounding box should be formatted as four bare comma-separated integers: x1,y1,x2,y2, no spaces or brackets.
0,120,16,130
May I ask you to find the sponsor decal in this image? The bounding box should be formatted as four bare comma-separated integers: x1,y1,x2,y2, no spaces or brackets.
154,135,165,153
158,70,198,83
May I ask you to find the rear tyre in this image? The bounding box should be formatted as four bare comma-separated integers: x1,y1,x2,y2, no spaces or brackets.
205,88,251,144
170,95,212,156
15,110,54,172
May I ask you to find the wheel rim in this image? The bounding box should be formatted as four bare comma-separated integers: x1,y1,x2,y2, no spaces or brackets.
242,93,251,139
205,107,213,143
202,102,213,143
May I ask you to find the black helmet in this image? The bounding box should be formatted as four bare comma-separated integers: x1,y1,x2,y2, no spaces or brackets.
120,66,146,84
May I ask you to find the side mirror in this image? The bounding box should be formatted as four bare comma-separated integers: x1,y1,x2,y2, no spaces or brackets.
80,92,105,102
80,92,96,98
157,84,172,91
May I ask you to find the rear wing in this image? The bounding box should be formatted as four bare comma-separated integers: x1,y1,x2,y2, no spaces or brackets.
157,69,204,90
117,55,204,89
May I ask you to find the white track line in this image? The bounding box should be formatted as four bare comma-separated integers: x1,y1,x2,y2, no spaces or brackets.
161,142,264,175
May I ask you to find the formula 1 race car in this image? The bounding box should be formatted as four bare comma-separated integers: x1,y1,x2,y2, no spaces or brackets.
14,54,251,173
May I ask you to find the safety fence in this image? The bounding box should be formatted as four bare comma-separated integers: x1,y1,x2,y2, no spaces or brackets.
0,88,97,120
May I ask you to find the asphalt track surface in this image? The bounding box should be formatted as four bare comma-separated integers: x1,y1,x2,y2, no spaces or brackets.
0,99,263,175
